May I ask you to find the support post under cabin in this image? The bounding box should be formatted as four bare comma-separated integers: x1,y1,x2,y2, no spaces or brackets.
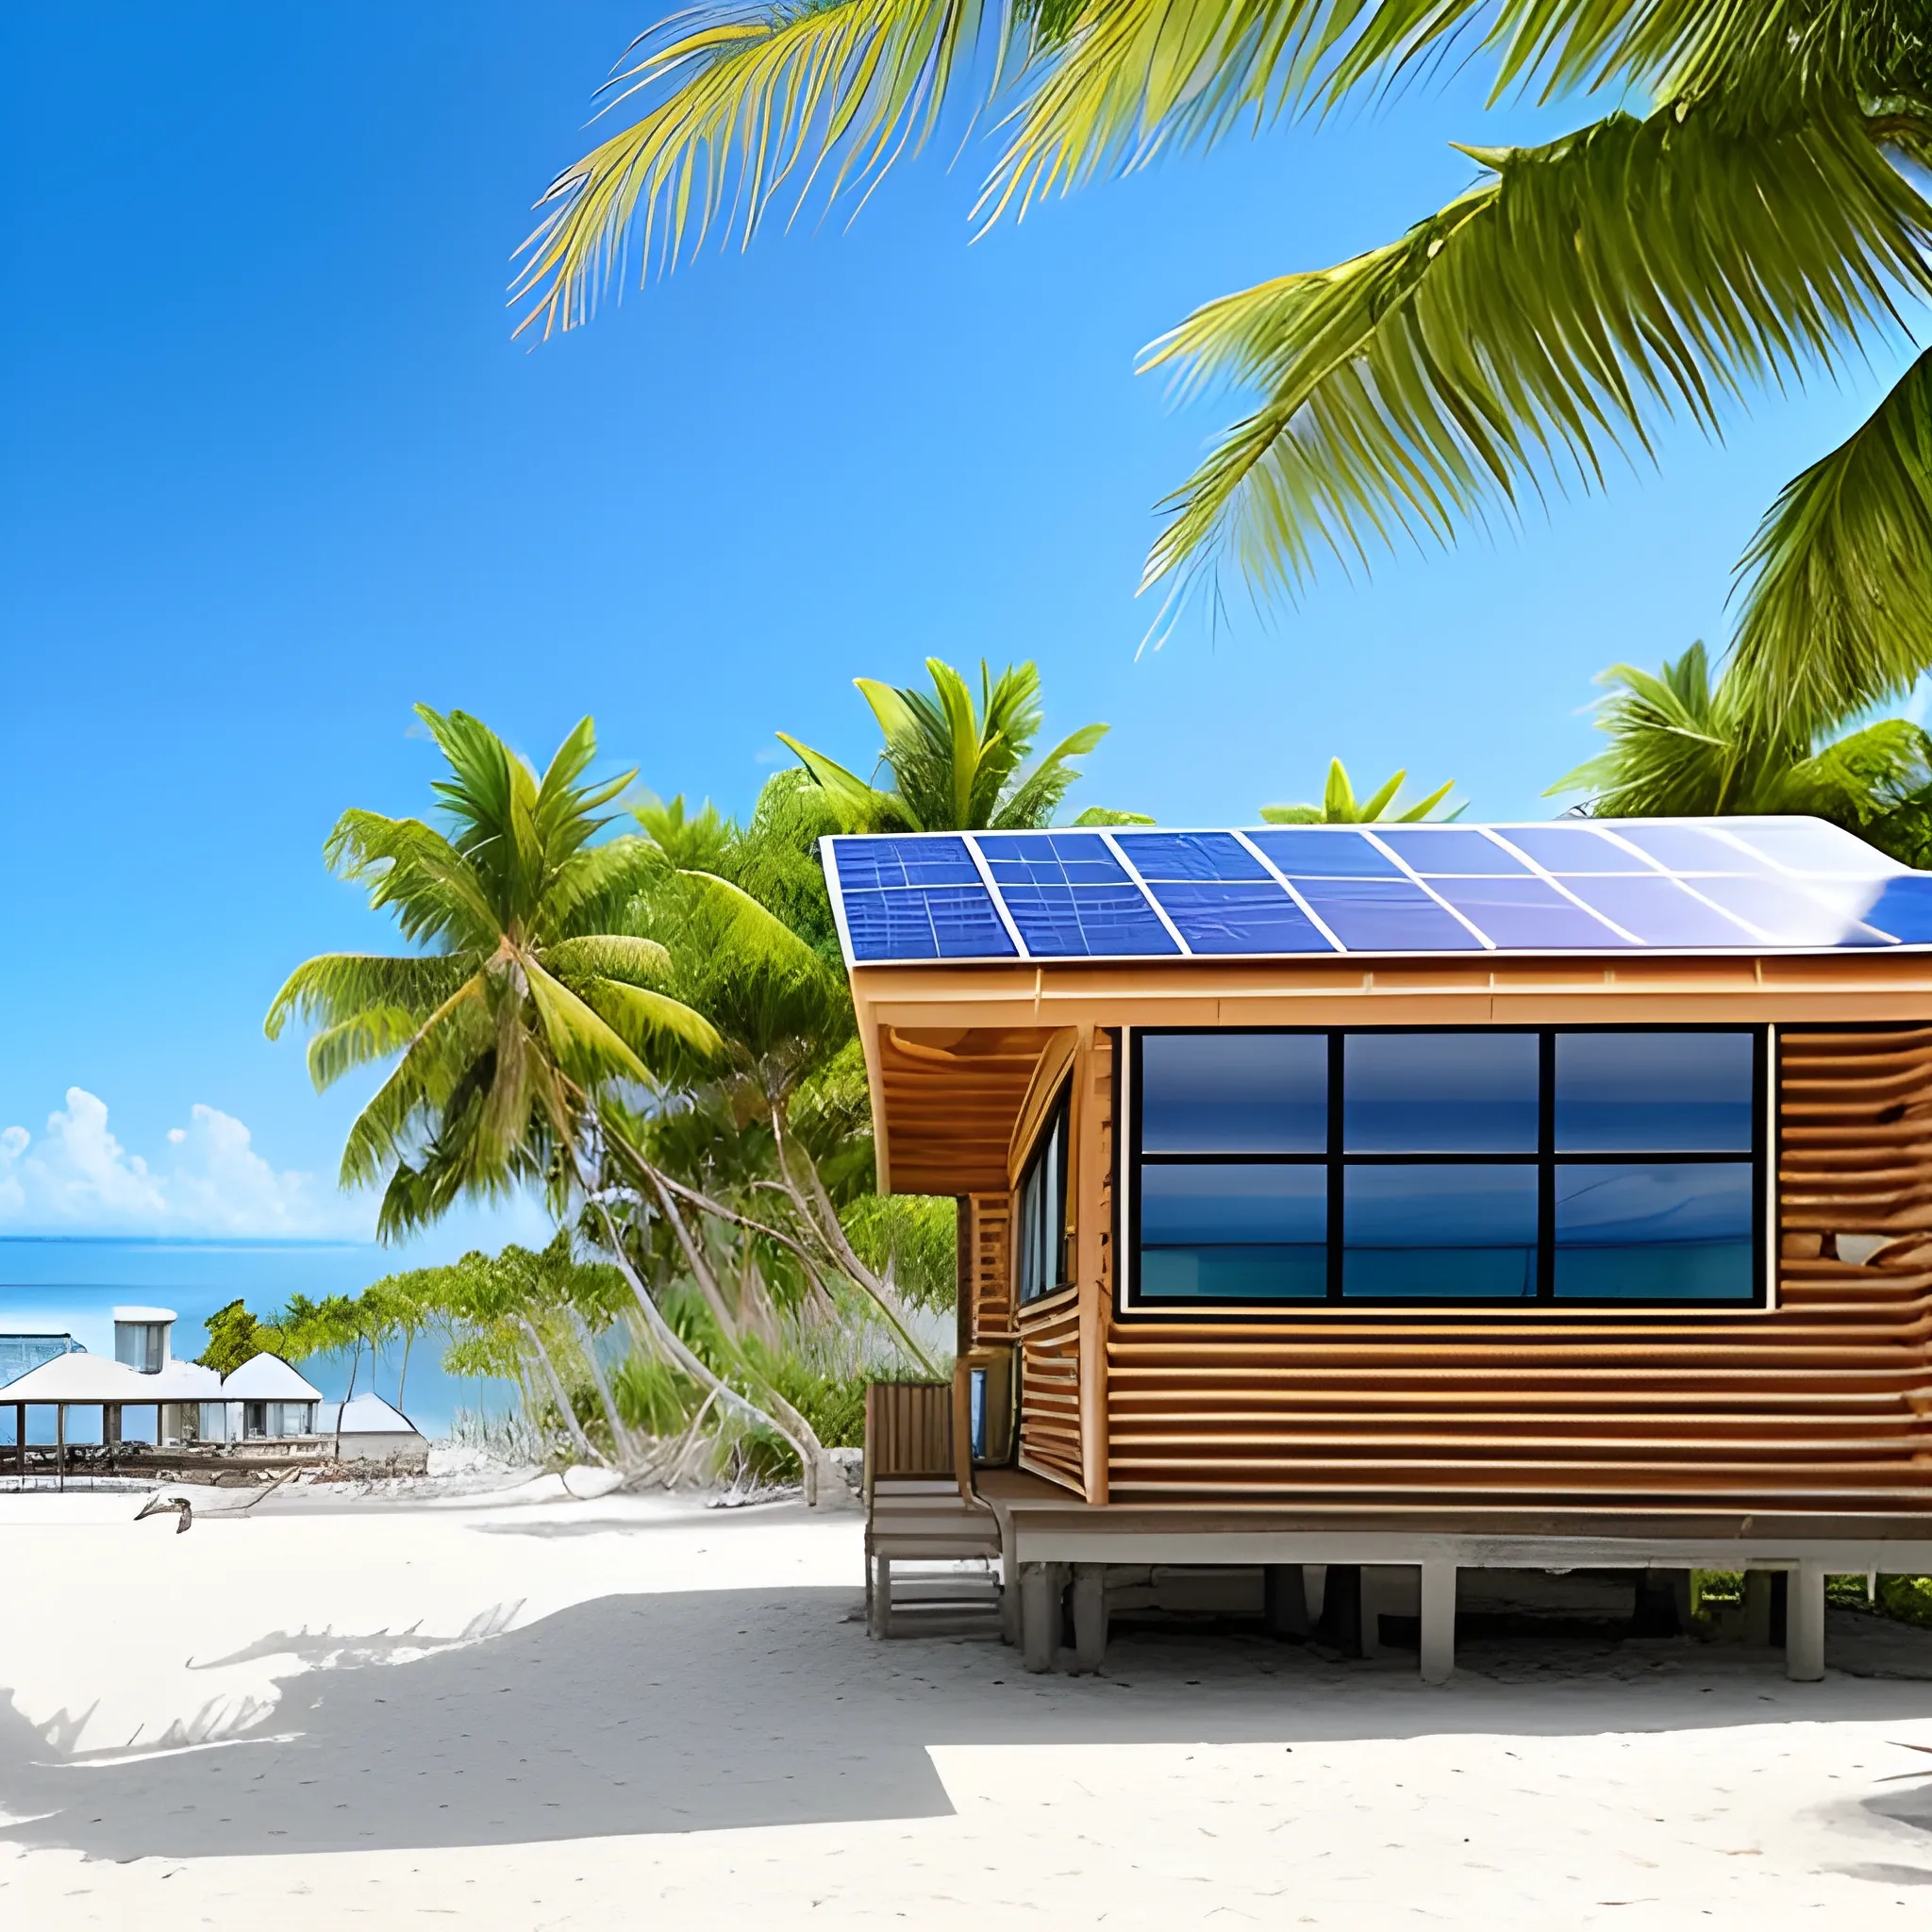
1419,1561,1457,1685
1069,1563,1108,1672
1786,1563,1826,1681
1021,1562,1065,1674
1264,1564,1310,1640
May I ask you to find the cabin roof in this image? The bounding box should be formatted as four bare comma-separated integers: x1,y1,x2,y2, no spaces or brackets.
220,1353,324,1401
319,1393,421,1437
822,816,1932,968
0,1351,222,1401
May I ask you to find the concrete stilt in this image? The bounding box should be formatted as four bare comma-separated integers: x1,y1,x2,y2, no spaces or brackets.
868,1556,892,1639
1021,1562,1064,1674
1263,1564,1311,1640
1786,1563,1825,1682
1742,1570,1775,1648
999,1538,1020,1647
1419,1560,1457,1686
1070,1563,1108,1673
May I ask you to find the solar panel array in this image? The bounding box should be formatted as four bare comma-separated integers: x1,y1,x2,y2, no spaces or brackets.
824,819,1932,964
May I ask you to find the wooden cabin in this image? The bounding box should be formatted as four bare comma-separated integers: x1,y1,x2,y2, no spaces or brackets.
831,816,1932,1681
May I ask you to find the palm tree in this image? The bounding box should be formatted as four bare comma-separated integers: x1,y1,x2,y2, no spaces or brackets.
265,706,847,1499
1260,759,1456,824
1551,642,1932,866
513,7,1932,742
780,657,1133,830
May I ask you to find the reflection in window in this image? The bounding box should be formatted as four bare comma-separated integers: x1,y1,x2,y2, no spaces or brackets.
1555,1032,1754,1151
1343,1031,1539,1152
1016,1087,1072,1305
1128,1026,1763,1306
1139,1164,1327,1299
1141,1031,1328,1152
1342,1164,1539,1299
1554,1162,1755,1300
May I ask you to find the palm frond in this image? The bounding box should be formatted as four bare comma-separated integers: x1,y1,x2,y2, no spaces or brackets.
775,731,904,830
1140,100,1932,602
543,933,675,987
322,810,500,947
339,975,491,1187
994,721,1108,828
305,1008,422,1091
512,0,991,338
264,954,473,1041
1726,348,1932,741
521,957,656,1088
582,976,728,1060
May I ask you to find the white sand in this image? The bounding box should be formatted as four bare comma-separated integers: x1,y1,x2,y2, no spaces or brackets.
5,1481,1932,1926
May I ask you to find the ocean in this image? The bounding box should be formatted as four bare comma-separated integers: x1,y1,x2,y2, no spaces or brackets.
0,1237,515,1438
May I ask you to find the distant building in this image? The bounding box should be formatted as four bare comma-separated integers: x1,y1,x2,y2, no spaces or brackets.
0,1333,81,1390
317,1392,429,1472
1,1308,324,1461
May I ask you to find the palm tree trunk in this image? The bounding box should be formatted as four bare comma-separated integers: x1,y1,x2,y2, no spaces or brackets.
516,1316,610,1468
769,1107,942,1376
334,1339,362,1462
586,1197,837,1507
568,1309,641,1467
396,1330,413,1412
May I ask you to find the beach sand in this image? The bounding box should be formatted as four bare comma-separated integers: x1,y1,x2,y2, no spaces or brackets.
6,1478,1932,1926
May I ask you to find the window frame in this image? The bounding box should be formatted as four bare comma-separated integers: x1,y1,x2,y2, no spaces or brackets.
1015,1077,1075,1308
1122,1023,1770,1313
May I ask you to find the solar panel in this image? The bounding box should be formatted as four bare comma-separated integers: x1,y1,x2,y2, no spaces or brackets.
821,819,1930,964
1376,827,1530,876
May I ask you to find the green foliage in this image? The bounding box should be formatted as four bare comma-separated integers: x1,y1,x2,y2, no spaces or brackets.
266,708,721,1239
780,658,1117,832
841,1192,958,1311
196,1300,272,1375
516,0,1932,745
1260,758,1457,824
1878,1575,1932,1627
1551,641,1932,864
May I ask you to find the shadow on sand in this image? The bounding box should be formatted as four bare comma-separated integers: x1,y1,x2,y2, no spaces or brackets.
6,1588,1932,1860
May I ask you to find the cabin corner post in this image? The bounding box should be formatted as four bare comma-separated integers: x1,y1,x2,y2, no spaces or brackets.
1075,1028,1112,1507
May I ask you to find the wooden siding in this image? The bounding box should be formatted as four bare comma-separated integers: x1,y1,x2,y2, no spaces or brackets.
1101,1026,1932,1515
874,1025,1054,1193
1018,1292,1084,1493
967,1193,1015,1345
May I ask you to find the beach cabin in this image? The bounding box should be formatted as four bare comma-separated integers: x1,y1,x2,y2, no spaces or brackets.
830,817,1932,1681
201,1353,324,1445
317,1393,429,1472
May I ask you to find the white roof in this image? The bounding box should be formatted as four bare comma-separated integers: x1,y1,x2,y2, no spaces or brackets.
220,1354,323,1401
318,1392,422,1437
111,1307,176,1324
0,1352,221,1402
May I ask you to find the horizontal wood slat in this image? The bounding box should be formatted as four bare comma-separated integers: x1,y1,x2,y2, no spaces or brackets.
1102,1025,1932,1511
969,1193,1015,1346
1019,1297,1084,1494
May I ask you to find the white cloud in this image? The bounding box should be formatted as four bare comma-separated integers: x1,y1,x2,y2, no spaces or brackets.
0,1089,361,1239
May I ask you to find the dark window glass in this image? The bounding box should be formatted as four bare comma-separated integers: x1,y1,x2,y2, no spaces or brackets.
1016,1091,1072,1305
1128,1025,1764,1307
1141,1032,1327,1153
1139,1164,1326,1300
1553,1162,1756,1300
1554,1032,1754,1151
1341,1164,1539,1299
1343,1032,1539,1152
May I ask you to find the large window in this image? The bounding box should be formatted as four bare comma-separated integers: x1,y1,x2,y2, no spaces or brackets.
1016,1082,1074,1305
1129,1027,1763,1307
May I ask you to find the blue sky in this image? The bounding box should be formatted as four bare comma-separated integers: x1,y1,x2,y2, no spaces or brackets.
0,3,1907,1249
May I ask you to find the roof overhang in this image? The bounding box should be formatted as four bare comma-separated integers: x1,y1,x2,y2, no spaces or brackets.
853,948,1932,1196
